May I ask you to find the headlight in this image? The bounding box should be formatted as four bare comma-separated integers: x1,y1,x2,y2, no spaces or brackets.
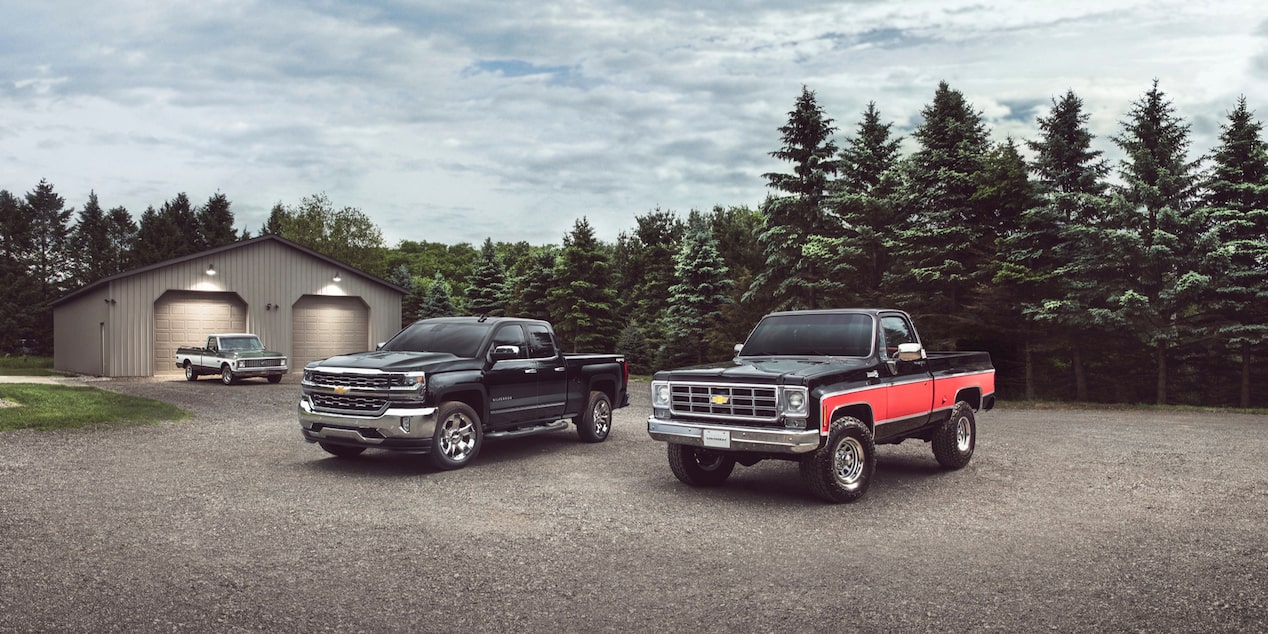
782,387,808,417
651,382,671,408
393,372,426,392
302,369,312,383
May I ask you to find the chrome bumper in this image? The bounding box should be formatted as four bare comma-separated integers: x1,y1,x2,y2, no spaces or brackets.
298,395,438,451
647,417,822,454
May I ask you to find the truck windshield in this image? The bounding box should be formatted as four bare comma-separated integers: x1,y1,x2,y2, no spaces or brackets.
381,322,488,358
220,336,264,351
740,313,874,357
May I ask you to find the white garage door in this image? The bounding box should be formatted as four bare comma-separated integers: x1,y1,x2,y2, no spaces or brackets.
154,291,246,375
292,295,370,370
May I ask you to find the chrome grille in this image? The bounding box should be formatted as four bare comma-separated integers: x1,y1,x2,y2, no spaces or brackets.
311,393,388,414
241,358,284,368
309,372,392,390
669,384,779,422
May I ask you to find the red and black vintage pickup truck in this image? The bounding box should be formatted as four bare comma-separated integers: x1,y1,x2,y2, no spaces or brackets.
647,309,995,503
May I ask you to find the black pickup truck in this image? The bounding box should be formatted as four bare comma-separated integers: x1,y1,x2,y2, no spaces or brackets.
299,316,629,469
647,309,995,502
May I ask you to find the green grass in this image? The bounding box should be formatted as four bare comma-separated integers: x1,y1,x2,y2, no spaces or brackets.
999,399,1268,416
0,356,67,376
0,384,188,431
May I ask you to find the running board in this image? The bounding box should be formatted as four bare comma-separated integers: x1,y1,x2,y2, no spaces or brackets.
484,420,570,439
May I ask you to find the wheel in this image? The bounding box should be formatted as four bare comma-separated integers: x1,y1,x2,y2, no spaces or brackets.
319,442,365,458
576,391,613,443
800,417,875,503
267,374,283,384
430,401,482,470
932,401,976,469
220,365,236,385
184,362,197,381
667,444,736,487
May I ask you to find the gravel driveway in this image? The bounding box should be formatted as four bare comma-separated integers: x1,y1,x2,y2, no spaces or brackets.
1,376,1265,633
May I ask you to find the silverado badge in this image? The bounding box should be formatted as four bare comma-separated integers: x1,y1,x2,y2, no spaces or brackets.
710,395,729,405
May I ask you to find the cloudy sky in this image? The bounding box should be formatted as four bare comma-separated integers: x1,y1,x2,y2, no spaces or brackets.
3,1,1266,247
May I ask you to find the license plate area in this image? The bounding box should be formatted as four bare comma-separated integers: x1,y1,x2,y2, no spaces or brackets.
702,429,731,449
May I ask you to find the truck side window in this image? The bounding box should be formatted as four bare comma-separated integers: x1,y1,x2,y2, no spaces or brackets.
491,325,528,359
879,316,916,359
525,324,558,359
207,336,217,351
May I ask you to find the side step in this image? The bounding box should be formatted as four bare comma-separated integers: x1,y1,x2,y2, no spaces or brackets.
484,420,570,439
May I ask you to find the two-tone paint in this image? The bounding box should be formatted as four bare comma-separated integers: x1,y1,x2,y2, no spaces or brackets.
647,309,995,456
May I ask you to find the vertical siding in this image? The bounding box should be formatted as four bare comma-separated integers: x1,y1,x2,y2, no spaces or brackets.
71,239,403,377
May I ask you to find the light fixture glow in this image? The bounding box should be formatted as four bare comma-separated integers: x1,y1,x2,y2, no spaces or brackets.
333,271,342,282
206,264,216,276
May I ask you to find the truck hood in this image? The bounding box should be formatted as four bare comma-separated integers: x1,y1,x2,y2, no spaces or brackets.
657,356,875,384
310,350,479,373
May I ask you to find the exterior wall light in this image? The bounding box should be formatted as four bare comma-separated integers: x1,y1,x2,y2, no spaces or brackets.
333,272,342,282
206,264,216,276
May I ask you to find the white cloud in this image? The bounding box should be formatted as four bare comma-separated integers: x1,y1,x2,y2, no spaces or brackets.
1,0,1266,246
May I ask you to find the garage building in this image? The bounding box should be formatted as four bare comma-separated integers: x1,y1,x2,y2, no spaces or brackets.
53,235,405,377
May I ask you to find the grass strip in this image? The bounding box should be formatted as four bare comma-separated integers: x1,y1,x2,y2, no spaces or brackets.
0,384,188,431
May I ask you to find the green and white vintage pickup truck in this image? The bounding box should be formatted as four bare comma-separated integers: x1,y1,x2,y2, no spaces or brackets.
175,333,288,385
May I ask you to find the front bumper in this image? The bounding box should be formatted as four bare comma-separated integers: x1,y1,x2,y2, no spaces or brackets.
647,416,822,454
298,396,438,453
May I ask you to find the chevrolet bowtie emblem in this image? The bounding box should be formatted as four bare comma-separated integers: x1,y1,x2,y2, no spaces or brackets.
334,386,350,394
710,395,729,405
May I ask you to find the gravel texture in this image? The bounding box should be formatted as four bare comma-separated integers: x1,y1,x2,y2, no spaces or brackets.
1,376,1265,633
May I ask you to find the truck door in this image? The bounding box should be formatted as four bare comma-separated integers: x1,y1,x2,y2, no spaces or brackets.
877,314,933,441
485,324,538,426
526,323,568,421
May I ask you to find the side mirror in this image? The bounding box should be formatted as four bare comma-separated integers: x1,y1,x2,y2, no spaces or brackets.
897,342,926,362
375,341,385,351
734,343,744,354
491,345,521,361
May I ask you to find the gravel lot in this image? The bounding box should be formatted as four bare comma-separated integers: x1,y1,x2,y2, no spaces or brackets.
1,376,1265,633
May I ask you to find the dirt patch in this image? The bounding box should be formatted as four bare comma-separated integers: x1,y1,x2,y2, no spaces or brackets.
0,398,19,408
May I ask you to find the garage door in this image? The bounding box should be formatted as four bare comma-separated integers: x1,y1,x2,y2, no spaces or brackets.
154,291,246,375
292,295,370,370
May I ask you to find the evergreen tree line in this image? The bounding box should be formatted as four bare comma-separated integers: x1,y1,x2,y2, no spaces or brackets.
3,80,1264,407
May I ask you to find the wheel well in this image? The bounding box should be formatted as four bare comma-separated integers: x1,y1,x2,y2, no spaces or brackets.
589,378,615,401
829,404,874,433
440,389,485,420
955,388,983,410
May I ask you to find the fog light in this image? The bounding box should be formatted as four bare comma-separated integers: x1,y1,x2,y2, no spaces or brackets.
400,417,411,433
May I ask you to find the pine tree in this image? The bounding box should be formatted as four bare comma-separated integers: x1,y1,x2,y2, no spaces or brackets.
613,208,684,362
550,217,620,352
464,237,508,316
1204,96,1268,407
132,205,184,266
417,273,457,319
1001,90,1120,400
163,193,202,253
22,180,74,353
505,246,558,321
829,102,904,306
1112,80,1210,404
197,192,238,248
260,203,286,235
892,82,992,346
664,211,733,365
104,206,137,276
0,189,39,353
615,321,653,375
747,86,839,311
70,191,112,287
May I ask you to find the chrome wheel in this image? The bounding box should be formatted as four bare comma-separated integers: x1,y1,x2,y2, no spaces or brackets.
833,436,866,489
955,414,973,452
590,398,612,438
438,411,477,462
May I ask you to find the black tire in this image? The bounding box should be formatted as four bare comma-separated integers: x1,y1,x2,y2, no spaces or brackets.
667,444,736,487
267,374,283,384
932,401,976,469
430,401,482,470
319,442,365,458
184,362,197,381
220,365,235,385
800,417,875,503
576,391,613,443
